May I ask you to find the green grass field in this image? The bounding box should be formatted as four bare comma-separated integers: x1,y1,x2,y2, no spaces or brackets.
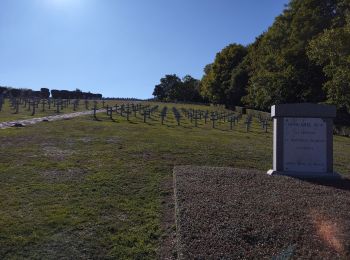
0,102,349,258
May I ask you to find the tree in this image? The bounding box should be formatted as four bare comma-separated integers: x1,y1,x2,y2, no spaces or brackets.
40,88,50,99
199,64,214,101
243,0,342,110
227,57,250,107
0,87,7,95
307,11,350,112
200,44,247,106
152,74,203,102
152,85,166,101
152,0,350,113
181,75,202,102
152,74,182,101
8,88,21,98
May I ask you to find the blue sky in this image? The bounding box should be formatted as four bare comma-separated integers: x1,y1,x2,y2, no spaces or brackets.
0,0,289,99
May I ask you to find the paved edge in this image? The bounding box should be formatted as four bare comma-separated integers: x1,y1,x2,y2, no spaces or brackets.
0,109,105,129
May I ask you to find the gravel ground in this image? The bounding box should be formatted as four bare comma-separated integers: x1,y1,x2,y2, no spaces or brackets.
173,166,350,259
0,109,105,129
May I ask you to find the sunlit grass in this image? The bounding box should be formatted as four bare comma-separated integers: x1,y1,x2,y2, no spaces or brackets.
0,102,349,258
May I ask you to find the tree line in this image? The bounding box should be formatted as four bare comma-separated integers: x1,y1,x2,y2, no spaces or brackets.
153,0,350,117
0,86,102,100
152,75,204,103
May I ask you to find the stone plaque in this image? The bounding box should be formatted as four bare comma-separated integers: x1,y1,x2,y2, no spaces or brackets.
283,118,326,172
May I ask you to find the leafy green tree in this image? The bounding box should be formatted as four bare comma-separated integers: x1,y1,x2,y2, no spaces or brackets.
40,88,50,99
152,74,182,101
182,75,202,102
200,44,247,106
153,0,350,113
227,56,250,107
243,0,341,110
307,12,350,112
153,74,203,102
199,64,214,100
152,85,166,101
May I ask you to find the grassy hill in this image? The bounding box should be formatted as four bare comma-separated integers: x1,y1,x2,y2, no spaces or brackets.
0,102,349,258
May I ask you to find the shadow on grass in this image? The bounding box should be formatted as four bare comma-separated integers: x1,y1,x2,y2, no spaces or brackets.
92,117,121,123
162,123,193,129
303,177,350,192
214,128,234,132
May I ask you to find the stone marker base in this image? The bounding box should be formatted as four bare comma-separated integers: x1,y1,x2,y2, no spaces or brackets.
267,169,341,179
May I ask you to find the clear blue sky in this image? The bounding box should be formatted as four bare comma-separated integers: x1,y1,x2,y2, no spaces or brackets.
0,0,289,99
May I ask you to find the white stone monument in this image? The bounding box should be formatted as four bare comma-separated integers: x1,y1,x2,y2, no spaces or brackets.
267,103,340,178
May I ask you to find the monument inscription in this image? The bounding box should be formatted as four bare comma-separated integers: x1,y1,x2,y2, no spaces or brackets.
283,118,326,172
267,103,340,178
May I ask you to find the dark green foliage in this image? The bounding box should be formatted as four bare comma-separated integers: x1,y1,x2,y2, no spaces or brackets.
307,6,350,112
153,74,182,101
40,88,50,99
243,0,342,110
152,74,203,102
9,88,21,98
227,58,250,108
194,0,350,116
181,75,203,102
149,0,350,116
200,44,248,107
0,87,7,94
0,86,102,99
51,89,102,99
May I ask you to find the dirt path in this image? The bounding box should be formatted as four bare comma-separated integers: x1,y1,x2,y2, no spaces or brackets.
0,109,105,129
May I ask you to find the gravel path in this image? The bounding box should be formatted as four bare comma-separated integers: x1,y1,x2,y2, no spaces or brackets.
173,166,350,259
0,109,105,129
